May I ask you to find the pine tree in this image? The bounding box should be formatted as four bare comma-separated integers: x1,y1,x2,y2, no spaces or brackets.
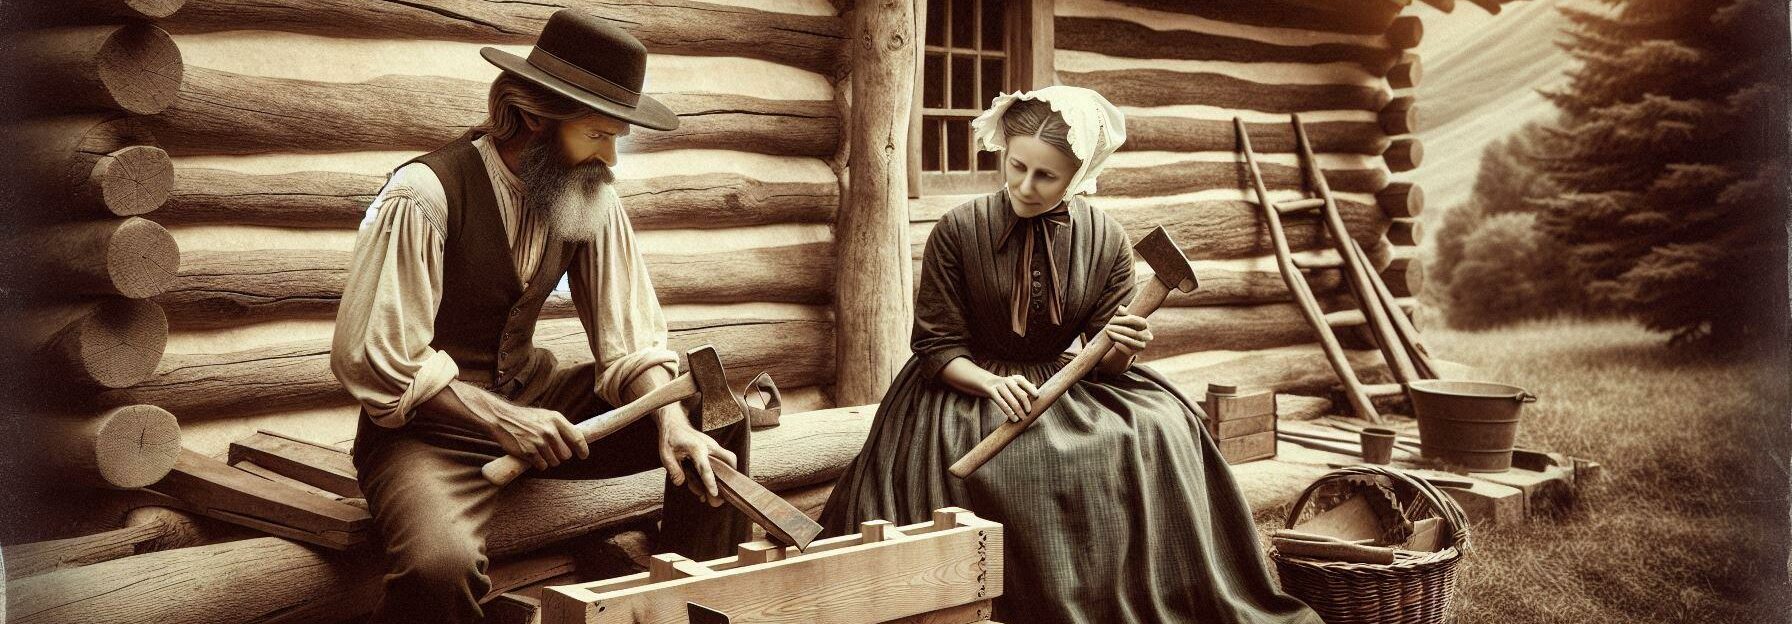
1533,0,1789,347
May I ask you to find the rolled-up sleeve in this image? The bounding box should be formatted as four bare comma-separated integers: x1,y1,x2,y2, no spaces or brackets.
911,211,975,382
330,163,460,428
570,186,678,407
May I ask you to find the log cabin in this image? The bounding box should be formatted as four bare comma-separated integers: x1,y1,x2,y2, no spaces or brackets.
0,0,1529,621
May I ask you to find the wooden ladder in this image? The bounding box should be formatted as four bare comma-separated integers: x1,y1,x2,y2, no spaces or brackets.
1235,116,1437,422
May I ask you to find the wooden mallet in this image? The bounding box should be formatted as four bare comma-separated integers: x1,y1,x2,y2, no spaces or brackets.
480,345,741,486
949,226,1197,479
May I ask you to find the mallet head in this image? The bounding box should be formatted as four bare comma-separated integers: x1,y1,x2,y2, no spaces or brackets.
1135,226,1197,293
684,345,745,432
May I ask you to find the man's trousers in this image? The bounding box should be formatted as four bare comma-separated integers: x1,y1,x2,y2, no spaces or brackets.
351,360,753,624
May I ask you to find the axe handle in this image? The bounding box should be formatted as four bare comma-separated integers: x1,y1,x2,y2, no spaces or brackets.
481,373,699,486
949,279,1174,479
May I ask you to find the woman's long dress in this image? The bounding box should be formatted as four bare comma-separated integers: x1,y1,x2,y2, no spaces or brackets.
819,192,1320,624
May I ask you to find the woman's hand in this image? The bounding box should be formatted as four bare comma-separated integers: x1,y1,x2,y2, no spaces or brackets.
978,374,1040,423
1103,304,1154,356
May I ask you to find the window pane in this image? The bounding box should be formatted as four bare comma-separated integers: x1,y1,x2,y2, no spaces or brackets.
947,119,970,172
922,118,942,172
951,55,975,110
981,0,1005,51
923,52,945,109
926,0,945,47
977,147,999,173
981,57,1005,107
951,0,975,49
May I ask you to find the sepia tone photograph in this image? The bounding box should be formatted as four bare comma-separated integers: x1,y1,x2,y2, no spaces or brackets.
0,0,1785,622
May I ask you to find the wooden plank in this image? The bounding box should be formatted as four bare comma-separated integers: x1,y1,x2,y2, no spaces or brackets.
228,430,361,498
541,511,1003,624
1126,117,1389,155
882,600,994,624
147,449,370,549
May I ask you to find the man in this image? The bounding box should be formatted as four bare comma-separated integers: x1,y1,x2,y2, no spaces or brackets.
330,10,750,623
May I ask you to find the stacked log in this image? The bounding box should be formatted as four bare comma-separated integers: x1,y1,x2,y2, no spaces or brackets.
4,406,876,624
2,5,187,498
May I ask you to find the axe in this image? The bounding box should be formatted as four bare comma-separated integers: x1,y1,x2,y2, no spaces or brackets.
949,226,1197,479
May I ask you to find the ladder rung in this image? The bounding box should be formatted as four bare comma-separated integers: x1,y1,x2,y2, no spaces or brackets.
1324,309,1366,327
1362,383,1406,398
1275,198,1326,215
1292,253,1343,270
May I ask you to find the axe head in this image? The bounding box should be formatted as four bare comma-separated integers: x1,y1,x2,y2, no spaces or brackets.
685,345,744,432
1135,226,1197,293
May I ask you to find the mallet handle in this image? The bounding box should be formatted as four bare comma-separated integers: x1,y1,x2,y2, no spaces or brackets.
481,373,699,486
949,279,1173,479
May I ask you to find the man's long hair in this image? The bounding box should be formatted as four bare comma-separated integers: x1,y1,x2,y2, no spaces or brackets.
466,73,591,142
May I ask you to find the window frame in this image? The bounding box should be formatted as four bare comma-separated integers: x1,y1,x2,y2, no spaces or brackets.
908,0,1056,198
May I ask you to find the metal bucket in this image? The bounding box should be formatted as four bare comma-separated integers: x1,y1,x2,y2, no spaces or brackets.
1409,380,1537,473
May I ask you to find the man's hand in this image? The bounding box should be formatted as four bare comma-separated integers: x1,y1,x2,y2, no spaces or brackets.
657,419,737,508
480,402,590,471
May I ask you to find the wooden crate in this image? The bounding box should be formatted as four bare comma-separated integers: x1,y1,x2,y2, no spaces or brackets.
1204,385,1279,464
540,508,1002,624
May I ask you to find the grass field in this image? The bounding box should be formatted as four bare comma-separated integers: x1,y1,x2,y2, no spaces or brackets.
1404,318,1790,623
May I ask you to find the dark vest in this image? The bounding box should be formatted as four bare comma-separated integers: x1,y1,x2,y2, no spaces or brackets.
409,139,578,393
353,138,579,461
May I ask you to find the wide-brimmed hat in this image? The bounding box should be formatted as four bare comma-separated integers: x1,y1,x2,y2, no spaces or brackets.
480,10,680,131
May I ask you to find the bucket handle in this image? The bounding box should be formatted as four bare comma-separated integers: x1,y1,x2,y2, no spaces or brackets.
1517,391,1538,403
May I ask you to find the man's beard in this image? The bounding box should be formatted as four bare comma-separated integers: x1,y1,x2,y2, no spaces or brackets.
515,132,616,243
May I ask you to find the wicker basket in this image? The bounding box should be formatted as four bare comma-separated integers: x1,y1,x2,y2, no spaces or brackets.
1273,465,1471,624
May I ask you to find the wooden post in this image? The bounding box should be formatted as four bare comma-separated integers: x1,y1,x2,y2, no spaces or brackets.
834,0,915,406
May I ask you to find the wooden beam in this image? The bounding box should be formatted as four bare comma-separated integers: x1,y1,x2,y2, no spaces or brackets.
1376,181,1423,218
1061,69,1391,112
227,431,360,499
0,0,185,26
541,510,1003,624
161,0,846,76
1387,15,1425,50
156,243,836,329
1113,0,1402,35
11,406,182,490
1056,16,1400,73
8,114,173,219
148,449,371,549
1383,137,1423,172
1125,117,1390,155
5,298,166,390
1379,95,1419,135
1387,52,1422,89
833,0,916,406
1388,218,1422,245
154,167,838,230
5,25,184,116
144,67,839,158
1,217,180,299
1100,160,1389,198
99,314,836,420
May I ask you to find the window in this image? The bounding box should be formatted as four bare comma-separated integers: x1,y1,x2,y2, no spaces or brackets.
911,0,1054,197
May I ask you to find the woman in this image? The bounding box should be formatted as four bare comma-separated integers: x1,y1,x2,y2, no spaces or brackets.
819,86,1320,623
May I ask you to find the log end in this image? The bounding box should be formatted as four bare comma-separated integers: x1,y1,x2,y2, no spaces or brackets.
97,25,185,115
1389,218,1423,246
106,217,181,299
1376,182,1424,219
76,298,169,389
1383,138,1424,172
93,405,182,488
1387,16,1425,50
127,0,187,19
1388,54,1423,89
92,145,173,216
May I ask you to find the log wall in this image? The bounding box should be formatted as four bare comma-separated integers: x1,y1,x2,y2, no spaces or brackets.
907,0,1431,397
104,0,849,457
